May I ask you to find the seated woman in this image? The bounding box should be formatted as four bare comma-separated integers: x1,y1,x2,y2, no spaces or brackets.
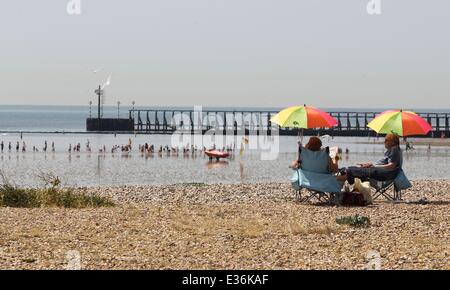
344,133,402,184
290,136,340,174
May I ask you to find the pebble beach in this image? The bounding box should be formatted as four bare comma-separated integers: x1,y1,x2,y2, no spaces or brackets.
0,180,449,270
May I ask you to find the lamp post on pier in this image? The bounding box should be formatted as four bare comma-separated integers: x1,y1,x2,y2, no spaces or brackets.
94,85,104,130
117,101,121,119
89,101,92,118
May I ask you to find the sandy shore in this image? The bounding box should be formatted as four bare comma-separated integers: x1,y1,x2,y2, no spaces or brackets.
0,180,449,270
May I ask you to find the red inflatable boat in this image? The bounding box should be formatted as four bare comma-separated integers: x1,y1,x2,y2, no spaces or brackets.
205,150,230,160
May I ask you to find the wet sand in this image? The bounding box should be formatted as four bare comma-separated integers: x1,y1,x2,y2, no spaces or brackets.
0,180,449,269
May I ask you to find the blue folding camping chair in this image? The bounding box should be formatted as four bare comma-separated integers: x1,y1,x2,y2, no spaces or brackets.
370,169,412,201
291,146,343,203
368,147,412,201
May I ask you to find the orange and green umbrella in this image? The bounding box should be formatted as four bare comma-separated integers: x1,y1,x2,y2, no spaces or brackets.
367,110,432,136
270,105,338,129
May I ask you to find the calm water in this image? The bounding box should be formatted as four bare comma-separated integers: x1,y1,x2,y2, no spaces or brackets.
0,133,448,187
0,106,449,187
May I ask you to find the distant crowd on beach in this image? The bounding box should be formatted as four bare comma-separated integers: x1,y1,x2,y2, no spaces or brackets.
0,139,236,156
0,135,443,156
0,140,56,153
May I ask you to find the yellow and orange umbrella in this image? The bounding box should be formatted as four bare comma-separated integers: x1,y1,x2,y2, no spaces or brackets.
368,110,432,136
270,105,338,141
270,105,337,129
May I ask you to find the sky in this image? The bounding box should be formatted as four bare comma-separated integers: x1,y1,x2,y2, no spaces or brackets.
0,0,449,109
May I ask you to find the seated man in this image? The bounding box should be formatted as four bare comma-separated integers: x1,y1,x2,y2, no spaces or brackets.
344,134,402,184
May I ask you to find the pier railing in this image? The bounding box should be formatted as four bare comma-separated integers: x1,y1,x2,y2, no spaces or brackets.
125,109,450,137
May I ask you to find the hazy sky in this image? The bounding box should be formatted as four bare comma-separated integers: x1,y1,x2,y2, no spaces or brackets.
0,0,449,108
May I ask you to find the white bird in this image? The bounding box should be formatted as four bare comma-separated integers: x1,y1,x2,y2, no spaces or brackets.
93,69,102,74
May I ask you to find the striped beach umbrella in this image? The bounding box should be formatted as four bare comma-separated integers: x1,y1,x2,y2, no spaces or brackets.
270,105,338,129
367,110,432,136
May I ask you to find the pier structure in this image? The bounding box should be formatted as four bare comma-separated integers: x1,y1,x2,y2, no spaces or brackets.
105,109,450,138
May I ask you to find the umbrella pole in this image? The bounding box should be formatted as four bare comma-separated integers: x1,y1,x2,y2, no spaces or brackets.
298,128,304,144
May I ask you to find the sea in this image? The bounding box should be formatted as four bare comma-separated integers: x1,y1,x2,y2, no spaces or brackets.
0,105,449,187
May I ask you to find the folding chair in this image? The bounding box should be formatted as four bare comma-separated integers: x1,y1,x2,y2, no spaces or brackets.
291,147,342,204
370,169,412,201
293,186,336,203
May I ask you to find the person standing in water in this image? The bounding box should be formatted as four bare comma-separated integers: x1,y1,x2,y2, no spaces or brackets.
43,141,47,152
8,142,12,152
0,141,3,153
86,140,91,153
16,141,20,152
52,142,55,152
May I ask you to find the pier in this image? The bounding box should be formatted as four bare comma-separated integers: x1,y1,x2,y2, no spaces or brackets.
82,109,450,138
83,84,450,136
